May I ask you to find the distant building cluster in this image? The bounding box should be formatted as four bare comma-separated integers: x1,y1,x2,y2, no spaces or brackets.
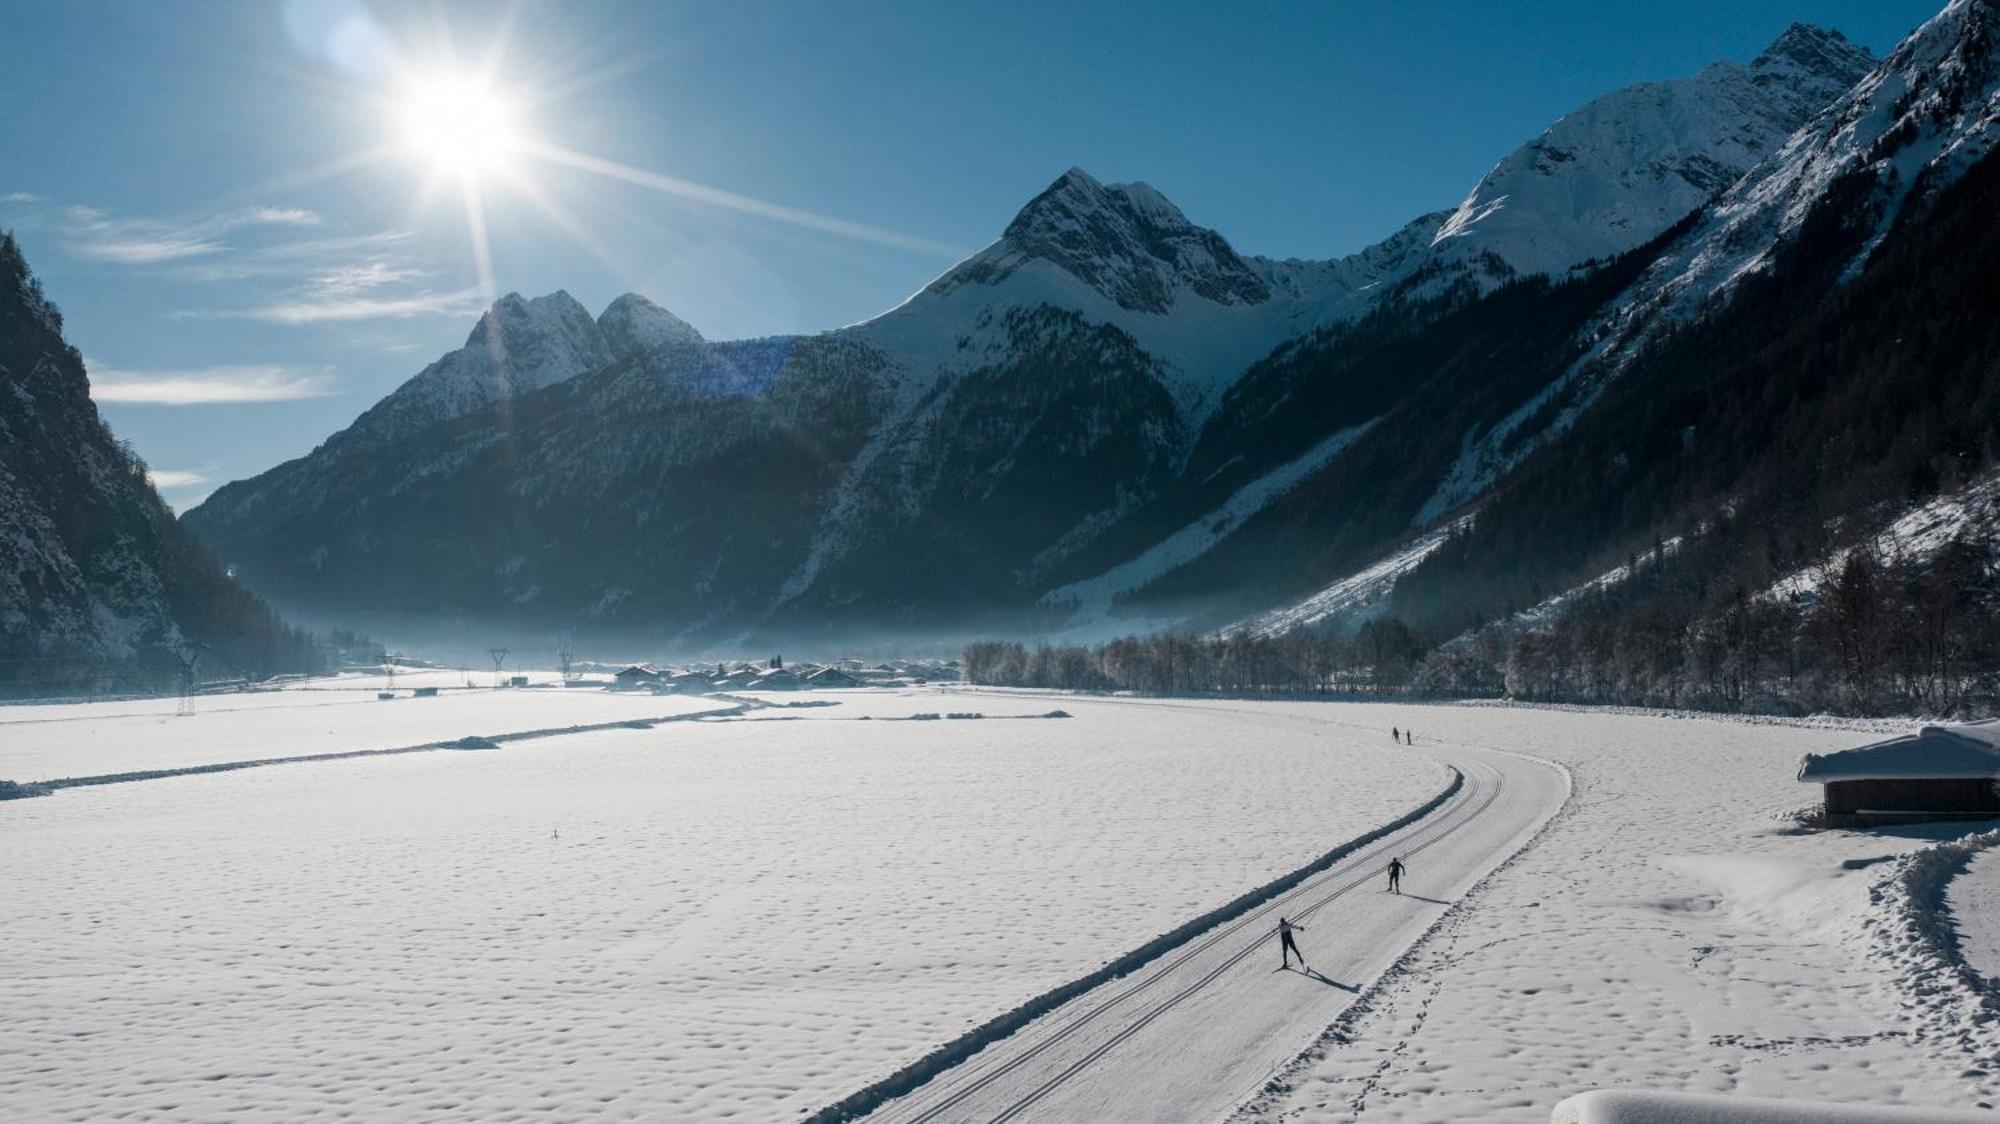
606,657,959,694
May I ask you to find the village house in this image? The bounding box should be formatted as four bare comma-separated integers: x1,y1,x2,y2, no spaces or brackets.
804,666,861,688
710,666,760,691
754,666,803,690
611,664,662,688
1798,720,2000,827
662,669,714,694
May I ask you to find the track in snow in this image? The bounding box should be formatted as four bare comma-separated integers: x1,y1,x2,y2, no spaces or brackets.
840,700,1567,1124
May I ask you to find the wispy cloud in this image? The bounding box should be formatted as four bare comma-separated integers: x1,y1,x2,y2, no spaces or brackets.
167,231,422,283
73,235,227,265
15,195,480,327
87,360,338,405
56,202,321,266
310,260,433,296
166,225,479,324
2,191,43,204
146,468,210,489
179,286,485,324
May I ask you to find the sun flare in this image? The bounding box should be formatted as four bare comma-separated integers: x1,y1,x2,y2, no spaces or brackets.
395,71,521,179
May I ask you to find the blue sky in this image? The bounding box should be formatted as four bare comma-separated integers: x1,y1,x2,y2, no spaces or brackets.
0,0,1942,509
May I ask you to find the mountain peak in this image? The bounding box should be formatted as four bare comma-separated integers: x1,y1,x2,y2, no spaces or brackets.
1053,165,1102,190
1747,21,1876,108
598,292,704,355
1753,22,1867,73
929,168,1267,314
1006,169,1196,240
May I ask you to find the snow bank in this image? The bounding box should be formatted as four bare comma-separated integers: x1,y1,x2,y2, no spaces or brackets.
1553,1089,1989,1123
1862,825,2000,1057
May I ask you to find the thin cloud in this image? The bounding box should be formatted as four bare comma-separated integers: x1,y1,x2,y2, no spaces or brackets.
59,202,322,267
169,231,423,283
168,228,476,323
74,236,226,264
185,286,485,324
310,260,434,296
146,468,209,489
87,360,338,405
2,191,43,204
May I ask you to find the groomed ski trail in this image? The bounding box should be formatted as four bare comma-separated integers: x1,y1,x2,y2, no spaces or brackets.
834,696,1569,1124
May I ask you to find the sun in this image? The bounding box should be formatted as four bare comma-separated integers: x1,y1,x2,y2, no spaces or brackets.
395,70,521,179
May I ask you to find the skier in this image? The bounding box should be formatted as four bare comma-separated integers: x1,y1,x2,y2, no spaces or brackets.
1387,856,1405,894
1391,725,1400,743
1405,728,1414,745
1277,916,1306,969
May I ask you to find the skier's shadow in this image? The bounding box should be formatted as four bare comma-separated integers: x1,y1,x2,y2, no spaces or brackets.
1397,893,1451,906
1275,965,1357,992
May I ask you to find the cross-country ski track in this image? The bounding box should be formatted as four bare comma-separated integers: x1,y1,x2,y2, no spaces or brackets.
838,696,1571,1124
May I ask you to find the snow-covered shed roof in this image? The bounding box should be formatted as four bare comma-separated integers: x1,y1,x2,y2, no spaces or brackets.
1797,721,2000,783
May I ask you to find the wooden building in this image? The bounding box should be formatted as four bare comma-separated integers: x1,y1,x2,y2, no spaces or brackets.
612,664,662,688
804,666,862,688
1798,721,2000,827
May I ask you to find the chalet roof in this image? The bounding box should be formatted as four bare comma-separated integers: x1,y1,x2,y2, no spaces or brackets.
1798,720,2000,783
613,664,661,678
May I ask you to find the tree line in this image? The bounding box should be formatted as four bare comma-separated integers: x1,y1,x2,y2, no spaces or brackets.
965,530,2000,717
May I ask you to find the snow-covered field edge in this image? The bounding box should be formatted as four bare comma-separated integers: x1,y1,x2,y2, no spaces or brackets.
805,766,1468,1124
6,700,745,795
1551,1088,1993,1123
1228,750,1577,1121
1864,825,2000,1057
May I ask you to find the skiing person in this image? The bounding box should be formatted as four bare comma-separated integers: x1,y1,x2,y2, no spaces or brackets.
1387,857,1405,894
1405,728,1414,745
1277,916,1306,969
1391,725,1400,743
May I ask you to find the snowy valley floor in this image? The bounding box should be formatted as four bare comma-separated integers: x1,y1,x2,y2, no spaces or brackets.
1226,702,2000,1123
3,686,1995,1122
0,683,1441,1121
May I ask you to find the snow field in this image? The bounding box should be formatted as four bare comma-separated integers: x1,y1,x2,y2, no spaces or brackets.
0,676,723,781
0,689,1444,1122
1232,703,1997,1123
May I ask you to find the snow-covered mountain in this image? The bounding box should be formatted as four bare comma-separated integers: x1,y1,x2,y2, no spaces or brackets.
1430,24,1874,280
191,290,711,533
1628,0,1999,326
857,24,1873,435
339,290,703,450
182,18,1918,647
1413,1,1995,526
596,292,704,358
853,168,1421,427
1342,0,2000,647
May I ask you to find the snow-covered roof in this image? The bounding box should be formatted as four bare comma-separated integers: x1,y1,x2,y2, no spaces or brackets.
1797,721,2000,783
